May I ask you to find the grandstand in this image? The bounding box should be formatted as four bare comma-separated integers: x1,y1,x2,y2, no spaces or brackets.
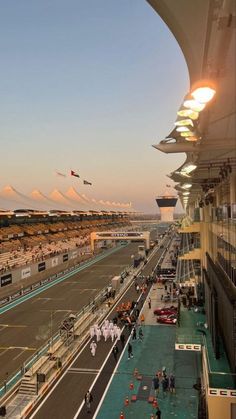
0,185,134,278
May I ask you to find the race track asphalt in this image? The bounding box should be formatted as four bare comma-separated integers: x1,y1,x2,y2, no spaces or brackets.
0,243,144,385
29,240,169,419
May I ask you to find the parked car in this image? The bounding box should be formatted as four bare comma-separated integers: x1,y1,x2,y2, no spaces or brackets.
153,306,177,316
157,314,177,325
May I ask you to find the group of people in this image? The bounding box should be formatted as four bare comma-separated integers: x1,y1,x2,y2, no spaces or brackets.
153,367,176,394
89,319,125,357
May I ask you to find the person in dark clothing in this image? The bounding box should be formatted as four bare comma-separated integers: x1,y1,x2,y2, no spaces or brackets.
169,373,175,393
162,376,169,392
156,407,161,418
138,327,144,341
153,376,159,395
120,333,125,348
112,344,119,361
84,390,93,413
132,327,137,340
128,342,133,359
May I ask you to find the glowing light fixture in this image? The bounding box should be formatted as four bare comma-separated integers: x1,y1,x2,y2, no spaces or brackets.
181,163,197,174
176,126,190,132
192,86,216,103
183,99,205,112
185,136,198,142
180,131,195,137
183,192,190,196
182,183,192,189
177,109,199,120
175,118,193,127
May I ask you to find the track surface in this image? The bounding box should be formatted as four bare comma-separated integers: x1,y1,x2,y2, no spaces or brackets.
29,241,168,419
0,243,143,384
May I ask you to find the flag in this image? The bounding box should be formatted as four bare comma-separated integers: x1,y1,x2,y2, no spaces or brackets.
55,171,66,177
71,170,80,178
83,180,92,185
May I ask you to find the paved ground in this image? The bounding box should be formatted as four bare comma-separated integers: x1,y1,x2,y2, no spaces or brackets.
0,243,147,385
96,286,200,419
28,245,167,419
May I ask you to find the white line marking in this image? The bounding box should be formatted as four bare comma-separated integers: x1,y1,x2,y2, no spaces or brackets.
29,282,134,419
29,246,163,418
12,350,25,361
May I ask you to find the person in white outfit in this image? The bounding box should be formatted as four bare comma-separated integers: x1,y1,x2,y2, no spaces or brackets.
103,327,109,342
96,328,101,342
89,326,95,339
110,328,115,342
116,326,121,340
90,341,97,356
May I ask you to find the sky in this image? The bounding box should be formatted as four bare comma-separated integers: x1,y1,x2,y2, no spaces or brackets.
0,0,189,213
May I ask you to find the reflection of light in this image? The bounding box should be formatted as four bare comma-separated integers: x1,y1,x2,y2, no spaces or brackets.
182,184,192,189
192,87,216,103
183,192,190,195
183,99,206,112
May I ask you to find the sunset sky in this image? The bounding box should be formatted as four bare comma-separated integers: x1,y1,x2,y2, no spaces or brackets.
0,0,189,213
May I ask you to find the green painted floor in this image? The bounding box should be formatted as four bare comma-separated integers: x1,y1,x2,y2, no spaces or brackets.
177,307,235,390
97,325,200,419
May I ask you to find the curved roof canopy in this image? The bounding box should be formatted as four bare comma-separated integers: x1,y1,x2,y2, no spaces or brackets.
148,0,236,207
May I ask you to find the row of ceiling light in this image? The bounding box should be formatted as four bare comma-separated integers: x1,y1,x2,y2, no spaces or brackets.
174,82,216,207
174,82,216,142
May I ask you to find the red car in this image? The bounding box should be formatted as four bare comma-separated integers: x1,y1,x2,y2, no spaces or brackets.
153,306,177,316
157,314,177,325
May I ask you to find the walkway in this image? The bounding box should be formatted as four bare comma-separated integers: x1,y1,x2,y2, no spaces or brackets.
96,285,201,419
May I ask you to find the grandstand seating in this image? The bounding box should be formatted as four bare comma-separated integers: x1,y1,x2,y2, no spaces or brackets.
0,217,131,274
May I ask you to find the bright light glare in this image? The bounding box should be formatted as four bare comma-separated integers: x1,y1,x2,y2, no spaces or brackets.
180,131,195,137
192,87,216,103
183,99,206,112
185,136,198,142
176,126,190,132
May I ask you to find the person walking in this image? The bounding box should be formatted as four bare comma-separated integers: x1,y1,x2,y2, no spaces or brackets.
140,313,145,327
148,297,151,309
112,344,119,361
153,376,159,395
138,327,144,341
155,406,162,418
169,373,176,393
120,333,125,348
84,390,93,413
131,327,137,340
128,342,133,360
90,341,97,357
